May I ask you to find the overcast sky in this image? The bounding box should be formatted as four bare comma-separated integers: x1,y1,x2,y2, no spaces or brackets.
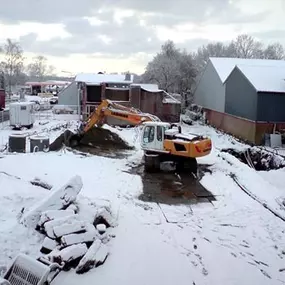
0,0,284,75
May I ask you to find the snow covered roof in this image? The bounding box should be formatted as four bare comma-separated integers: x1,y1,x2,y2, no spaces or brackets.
75,73,134,84
234,65,285,93
130,83,180,103
131,83,162,92
162,97,181,104
209,57,285,83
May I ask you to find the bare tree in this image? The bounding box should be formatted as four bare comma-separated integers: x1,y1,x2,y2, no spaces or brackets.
194,42,230,71
0,38,24,93
143,40,196,95
231,34,263,58
193,33,285,75
27,55,55,81
262,43,285,60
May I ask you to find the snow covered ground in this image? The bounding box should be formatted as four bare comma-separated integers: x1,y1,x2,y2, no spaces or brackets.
0,119,285,284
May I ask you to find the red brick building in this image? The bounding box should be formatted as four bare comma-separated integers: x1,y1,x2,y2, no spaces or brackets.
75,73,181,123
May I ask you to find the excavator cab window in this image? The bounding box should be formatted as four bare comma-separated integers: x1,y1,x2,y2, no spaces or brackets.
157,126,163,141
143,126,155,143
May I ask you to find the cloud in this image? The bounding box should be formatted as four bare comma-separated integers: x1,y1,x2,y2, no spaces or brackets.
0,0,103,24
0,0,267,27
19,14,164,57
251,30,285,42
2,0,284,73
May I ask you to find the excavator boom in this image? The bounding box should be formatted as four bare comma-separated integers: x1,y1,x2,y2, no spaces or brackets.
81,99,160,134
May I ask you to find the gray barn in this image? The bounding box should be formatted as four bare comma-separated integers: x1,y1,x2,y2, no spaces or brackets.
194,57,285,144
225,64,285,122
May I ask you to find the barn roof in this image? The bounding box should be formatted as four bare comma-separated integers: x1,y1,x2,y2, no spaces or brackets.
233,64,285,93
75,73,134,84
209,57,285,84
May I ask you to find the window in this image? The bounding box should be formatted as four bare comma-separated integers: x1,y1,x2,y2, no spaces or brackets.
143,126,155,143
157,126,163,141
20,106,27,110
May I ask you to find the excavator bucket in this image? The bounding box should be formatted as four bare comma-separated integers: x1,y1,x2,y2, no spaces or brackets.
0,254,63,285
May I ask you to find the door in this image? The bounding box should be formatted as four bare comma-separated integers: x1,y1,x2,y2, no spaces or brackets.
141,125,165,151
155,125,164,150
141,125,156,150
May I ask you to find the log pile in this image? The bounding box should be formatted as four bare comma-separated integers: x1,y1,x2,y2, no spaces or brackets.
21,175,113,274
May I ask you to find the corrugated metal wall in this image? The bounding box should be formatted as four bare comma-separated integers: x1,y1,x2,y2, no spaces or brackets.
257,92,285,122
194,61,226,113
225,68,258,121
58,81,78,109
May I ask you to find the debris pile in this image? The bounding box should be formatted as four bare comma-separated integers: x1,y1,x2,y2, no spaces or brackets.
20,176,115,274
182,104,205,125
50,127,133,152
221,147,285,171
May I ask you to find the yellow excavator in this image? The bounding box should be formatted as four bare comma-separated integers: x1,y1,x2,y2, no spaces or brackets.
70,99,212,173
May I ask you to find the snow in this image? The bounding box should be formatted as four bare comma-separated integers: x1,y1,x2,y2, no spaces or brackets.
96,224,106,233
75,73,133,84
61,226,98,247
163,97,181,104
50,244,88,263
131,83,161,92
44,215,81,239
0,118,285,284
39,209,75,226
10,101,34,106
76,240,102,273
41,237,58,251
235,65,285,93
53,221,86,238
210,57,285,83
20,175,83,228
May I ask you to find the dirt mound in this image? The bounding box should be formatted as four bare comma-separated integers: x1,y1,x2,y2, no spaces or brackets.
50,128,133,152
221,147,285,171
79,128,133,150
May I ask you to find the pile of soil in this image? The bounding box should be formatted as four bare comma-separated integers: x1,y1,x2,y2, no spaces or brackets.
50,128,133,152
221,147,285,171
79,128,133,150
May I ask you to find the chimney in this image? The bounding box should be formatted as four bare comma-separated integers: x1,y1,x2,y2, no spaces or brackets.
125,72,131,81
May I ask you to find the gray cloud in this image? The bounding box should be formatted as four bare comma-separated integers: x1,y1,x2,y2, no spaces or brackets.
19,9,213,59
19,14,163,57
0,0,267,27
251,30,285,41
2,0,282,62
0,0,103,24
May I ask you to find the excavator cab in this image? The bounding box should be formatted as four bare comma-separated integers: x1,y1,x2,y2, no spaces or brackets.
141,122,171,152
140,121,212,173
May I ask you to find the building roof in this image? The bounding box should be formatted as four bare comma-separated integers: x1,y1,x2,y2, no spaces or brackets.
234,64,285,93
75,73,134,84
209,57,285,83
25,81,70,86
131,83,162,92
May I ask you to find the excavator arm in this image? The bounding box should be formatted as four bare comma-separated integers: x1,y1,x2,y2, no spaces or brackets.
81,99,160,134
